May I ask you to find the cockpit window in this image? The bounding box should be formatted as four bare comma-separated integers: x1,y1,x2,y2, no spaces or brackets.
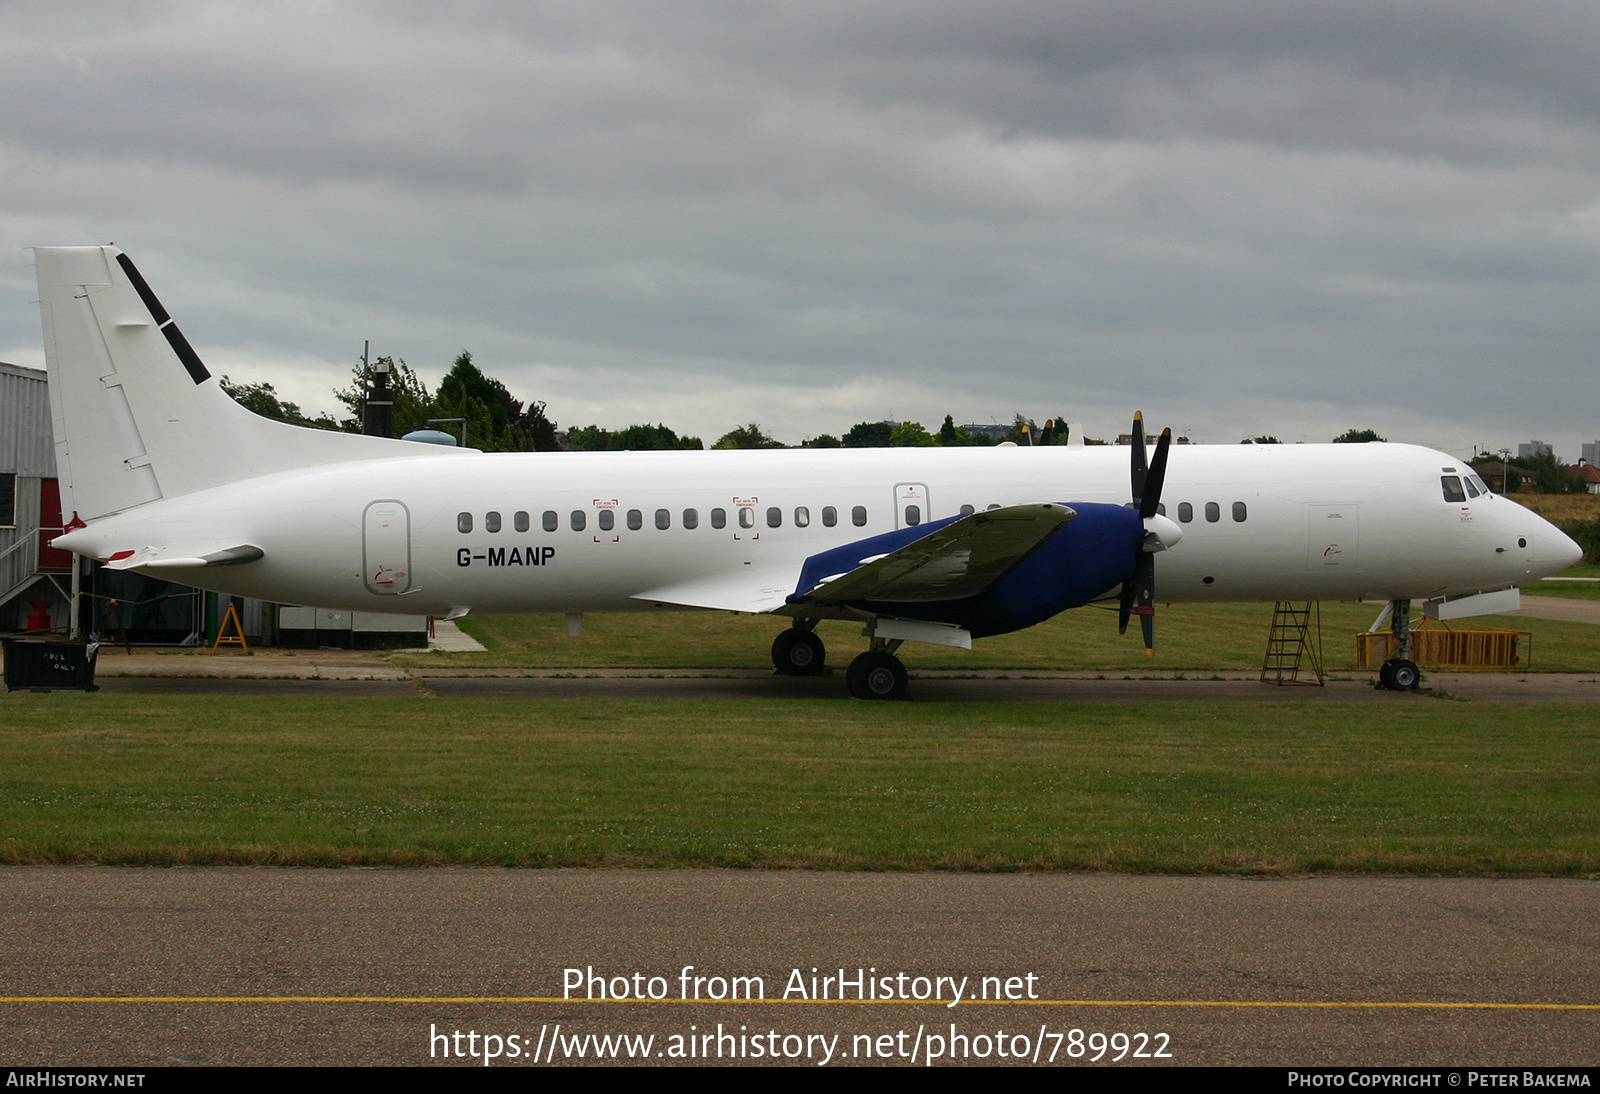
1467,473,1491,497
1441,476,1467,503
1463,477,1481,498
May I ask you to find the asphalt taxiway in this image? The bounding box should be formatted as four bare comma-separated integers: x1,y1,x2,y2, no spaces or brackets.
1,869,1594,1067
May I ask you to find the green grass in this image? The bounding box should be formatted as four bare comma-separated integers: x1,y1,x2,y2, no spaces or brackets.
389,601,1600,673
2,695,1597,874
1524,562,1600,599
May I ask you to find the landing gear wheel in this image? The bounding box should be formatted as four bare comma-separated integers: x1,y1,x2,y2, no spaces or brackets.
1379,659,1420,691
847,651,908,700
771,629,826,676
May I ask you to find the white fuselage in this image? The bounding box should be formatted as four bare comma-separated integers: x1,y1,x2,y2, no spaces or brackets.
61,442,1580,621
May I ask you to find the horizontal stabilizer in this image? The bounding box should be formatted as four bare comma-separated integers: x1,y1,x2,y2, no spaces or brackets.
100,544,265,571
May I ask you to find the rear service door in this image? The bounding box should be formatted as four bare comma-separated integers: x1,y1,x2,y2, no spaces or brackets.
363,499,412,594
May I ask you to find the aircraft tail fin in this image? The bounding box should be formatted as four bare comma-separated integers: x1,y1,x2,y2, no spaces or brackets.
34,246,438,521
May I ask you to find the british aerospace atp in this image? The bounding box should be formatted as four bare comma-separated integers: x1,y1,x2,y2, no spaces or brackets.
33,246,1582,698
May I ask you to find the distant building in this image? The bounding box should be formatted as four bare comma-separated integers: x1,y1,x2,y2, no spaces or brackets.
1518,439,1553,459
1582,440,1600,465
1572,460,1600,495
960,423,1011,442
0,362,73,633
1114,433,1193,446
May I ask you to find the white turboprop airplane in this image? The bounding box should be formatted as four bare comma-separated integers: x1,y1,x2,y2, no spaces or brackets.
33,246,1583,698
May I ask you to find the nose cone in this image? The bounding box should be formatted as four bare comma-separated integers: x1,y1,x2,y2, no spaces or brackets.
1524,516,1584,578
1548,529,1584,569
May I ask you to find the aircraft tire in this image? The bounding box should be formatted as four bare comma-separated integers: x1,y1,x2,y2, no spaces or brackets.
1389,659,1420,691
847,651,908,701
772,629,826,676
1377,661,1397,690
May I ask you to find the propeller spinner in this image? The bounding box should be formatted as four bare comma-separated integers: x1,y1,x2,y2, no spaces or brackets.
1117,412,1181,656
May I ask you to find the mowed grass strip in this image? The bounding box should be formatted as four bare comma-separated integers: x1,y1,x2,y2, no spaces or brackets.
1524,562,1600,599
2,695,1596,873
393,600,1600,673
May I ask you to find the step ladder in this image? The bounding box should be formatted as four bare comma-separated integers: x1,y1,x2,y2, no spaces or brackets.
1261,601,1323,686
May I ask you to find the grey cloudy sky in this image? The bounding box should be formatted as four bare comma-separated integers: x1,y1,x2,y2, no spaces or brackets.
2,1,1597,457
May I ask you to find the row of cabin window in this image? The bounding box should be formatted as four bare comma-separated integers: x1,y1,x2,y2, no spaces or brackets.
1175,501,1248,523
457,505,871,535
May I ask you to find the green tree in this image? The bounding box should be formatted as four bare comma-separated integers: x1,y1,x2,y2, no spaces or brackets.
843,421,894,447
713,423,785,449
1242,435,1282,444
1525,450,1587,494
937,414,979,446
333,351,558,450
332,356,437,437
890,420,937,447
806,434,842,448
220,376,343,431
566,423,702,451
433,351,560,452
1332,428,1387,443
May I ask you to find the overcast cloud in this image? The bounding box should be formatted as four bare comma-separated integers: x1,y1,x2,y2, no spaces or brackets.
2,1,1597,457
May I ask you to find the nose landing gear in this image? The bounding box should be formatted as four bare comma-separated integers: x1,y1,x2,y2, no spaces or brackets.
1378,658,1420,691
1376,598,1420,691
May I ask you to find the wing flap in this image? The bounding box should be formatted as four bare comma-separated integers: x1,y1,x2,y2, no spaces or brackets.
793,503,1076,606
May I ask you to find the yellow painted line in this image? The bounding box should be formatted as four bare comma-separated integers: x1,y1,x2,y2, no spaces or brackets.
1,996,1596,1010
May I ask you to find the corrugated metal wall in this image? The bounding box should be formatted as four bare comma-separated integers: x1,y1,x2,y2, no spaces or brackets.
0,363,57,478
2,363,61,616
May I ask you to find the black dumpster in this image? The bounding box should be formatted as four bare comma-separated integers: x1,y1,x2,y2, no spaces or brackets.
2,638,99,692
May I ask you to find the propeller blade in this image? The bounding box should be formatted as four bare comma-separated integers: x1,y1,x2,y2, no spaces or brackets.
1040,419,1055,446
1117,575,1135,635
1130,412,1147,505
1140,428,1172,520
1133,551,1156,655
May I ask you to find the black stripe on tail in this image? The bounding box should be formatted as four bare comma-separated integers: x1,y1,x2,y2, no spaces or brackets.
115,252,211,384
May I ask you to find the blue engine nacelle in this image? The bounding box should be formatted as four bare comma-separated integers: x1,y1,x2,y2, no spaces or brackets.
920,502,1142,637
792,502,1144,639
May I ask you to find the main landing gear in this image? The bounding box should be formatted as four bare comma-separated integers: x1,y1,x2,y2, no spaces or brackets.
847,639,908,701
771,622,911,699
771,623,826,676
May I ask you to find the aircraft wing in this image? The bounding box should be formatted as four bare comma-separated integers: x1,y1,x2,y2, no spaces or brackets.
629,503,1074,616
787,503,1075,607
631,568,803,614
